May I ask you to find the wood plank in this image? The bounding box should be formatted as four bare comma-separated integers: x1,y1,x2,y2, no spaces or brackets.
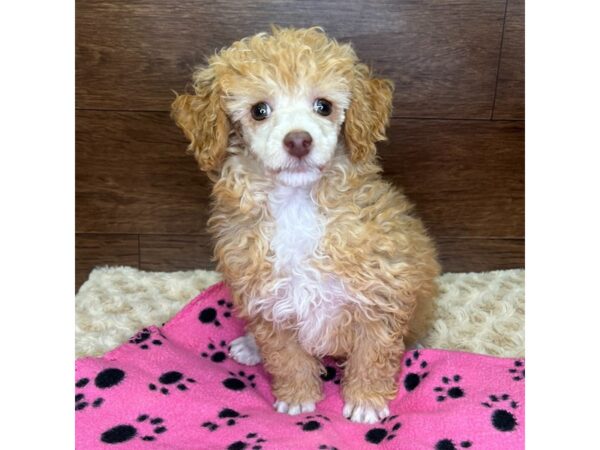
139,234,214,272
437,238,524,272
76,110,211,234
76,0,506,118
77,111,523,239
381,119,524,238
75,234,139,291
137,235,523,274
493,0,524,119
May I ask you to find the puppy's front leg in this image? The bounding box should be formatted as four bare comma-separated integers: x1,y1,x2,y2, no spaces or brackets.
251,318,323,415
342,322,405,424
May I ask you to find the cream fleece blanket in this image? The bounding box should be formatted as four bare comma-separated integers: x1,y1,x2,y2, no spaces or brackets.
75,267,524,358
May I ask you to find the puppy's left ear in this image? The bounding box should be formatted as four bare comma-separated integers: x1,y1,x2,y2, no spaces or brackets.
343,63,393,163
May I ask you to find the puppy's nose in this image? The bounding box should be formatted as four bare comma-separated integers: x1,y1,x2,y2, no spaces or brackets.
283,130,313,158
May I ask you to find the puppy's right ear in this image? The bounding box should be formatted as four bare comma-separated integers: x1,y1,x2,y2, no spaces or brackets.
171,66,230,174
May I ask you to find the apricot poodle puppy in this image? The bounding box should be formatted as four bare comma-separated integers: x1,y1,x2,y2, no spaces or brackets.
172,27,440,424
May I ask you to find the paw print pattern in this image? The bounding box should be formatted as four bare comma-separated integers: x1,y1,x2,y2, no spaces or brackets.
295,414,331,432
227,432,267,450
198,298,233,327
75,392,104,410
218,407,249,426
222,370,256,391
364,415,402,444
508,359,525,381
201,408,249,431
100,414,167,444
481,394,519,432
435,439,472,450
433,375,465,402
201,340,229,363
403,350,429,392
318,446,339,450
75,368,125,411
320,365,341,385
128,328,164,350
149,371,196,395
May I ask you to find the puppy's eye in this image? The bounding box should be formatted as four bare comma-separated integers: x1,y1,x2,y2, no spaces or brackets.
313,98,332,116
250,102,271,121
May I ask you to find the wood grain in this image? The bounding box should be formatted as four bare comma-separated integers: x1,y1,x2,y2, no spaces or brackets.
75,234,139,290
382,119,524,238
76,234,523,288
437,238,524,273
76,110,211,234
493,0,524,119
77,112,523,239
76,0,506,118
136,235,523,274
139,234,214,272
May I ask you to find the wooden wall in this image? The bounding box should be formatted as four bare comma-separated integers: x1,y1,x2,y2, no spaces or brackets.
76,0,524,290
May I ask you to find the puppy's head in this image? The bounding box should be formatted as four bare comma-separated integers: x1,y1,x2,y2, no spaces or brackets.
172,27,393,186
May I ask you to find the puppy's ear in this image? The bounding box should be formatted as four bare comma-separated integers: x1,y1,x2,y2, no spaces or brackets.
171,66,230,174
343,63,393,163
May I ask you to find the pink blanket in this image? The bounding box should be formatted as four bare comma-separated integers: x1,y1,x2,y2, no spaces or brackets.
76,282,525,449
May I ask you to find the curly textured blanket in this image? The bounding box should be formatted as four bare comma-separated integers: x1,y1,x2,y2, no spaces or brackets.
76,267,524,358
76,281,524,449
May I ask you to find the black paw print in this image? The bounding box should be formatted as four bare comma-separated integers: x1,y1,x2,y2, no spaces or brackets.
320,365,341,385
481,394,519,432
364,415,402,444
75,367,125,411
295,414,331,432
75,392,104,411
201,340,228,363
223,370,256,391
227,432,267,450
318,446,339,450
508,359,525,381
433,375,465,402
100,414,167,444
435,439,472,450
128,328,165,350
198,298,233,327
403,350,429,392
202,408,249,431
149,371,196,395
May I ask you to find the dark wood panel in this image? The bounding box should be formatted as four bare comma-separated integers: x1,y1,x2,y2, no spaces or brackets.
437,238,524,272
493,0,524,119
139,234,214,272
77,111,523,238
76,0,506,118
75,234,523,288
136,235,524,274
76,110,211,234
75,234,139,291
382,119,524,238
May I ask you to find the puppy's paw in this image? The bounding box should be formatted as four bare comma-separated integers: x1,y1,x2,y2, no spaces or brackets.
273,400,316,415
343,402,390,424
229,333,262,366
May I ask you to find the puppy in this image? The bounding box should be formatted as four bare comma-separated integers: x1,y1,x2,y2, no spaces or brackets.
172,27,440,423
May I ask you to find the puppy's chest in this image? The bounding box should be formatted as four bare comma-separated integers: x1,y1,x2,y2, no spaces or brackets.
266,185,346,352
268,185,323,271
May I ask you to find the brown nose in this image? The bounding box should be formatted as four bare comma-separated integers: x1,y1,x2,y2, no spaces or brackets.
283,130,313,158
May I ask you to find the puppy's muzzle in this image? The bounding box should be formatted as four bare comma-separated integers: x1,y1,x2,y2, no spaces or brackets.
283,130,313,159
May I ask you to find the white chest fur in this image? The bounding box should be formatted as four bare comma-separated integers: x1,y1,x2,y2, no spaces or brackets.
255,183,347,355
268,184,322,273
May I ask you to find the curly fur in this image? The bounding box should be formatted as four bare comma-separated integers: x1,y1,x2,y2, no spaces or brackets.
172,26,440,423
